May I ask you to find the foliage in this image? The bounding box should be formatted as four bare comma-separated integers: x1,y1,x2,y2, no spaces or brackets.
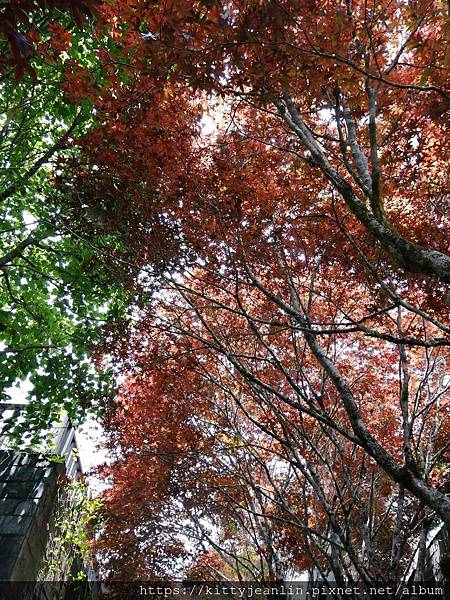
0,0,100,82
1,0,449,584
0,6,129,443
95,320,448,584
56,0,450,582
38,478,103,581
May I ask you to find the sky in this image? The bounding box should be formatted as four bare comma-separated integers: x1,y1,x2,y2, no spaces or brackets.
3,379,107,492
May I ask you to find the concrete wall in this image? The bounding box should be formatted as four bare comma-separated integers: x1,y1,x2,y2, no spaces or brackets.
0,408,95,599
0,450,64,599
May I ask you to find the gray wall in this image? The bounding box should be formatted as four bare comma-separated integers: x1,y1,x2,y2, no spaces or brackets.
0,450,64,598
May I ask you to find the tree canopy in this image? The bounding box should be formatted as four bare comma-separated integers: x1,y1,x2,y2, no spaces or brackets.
1,0,449,586
0,2,128,443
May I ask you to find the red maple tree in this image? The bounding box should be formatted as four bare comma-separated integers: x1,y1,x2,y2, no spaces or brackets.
54,0,449,583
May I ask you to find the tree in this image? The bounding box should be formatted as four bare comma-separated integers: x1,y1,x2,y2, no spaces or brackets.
0,0,100,82
95,324,447,586
55,0,449,581
91,1,448,271
0,2,130,443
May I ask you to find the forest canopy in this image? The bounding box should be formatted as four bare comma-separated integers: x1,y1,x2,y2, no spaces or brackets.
0,0,449,586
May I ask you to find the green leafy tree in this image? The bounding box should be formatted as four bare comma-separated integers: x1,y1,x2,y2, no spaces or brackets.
0,13,128,444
